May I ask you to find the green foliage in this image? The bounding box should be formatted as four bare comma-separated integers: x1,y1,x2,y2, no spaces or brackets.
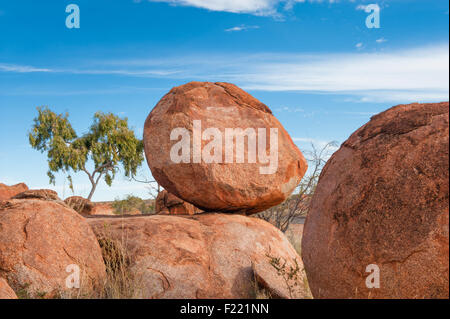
112,195,154,215
29,106,145,200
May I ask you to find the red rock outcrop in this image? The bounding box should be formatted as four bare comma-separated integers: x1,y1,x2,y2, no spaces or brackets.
0,199,107,298
302,102,449,299
0,183,28,200
155,190,197,215
0,278,17,299
12,189,59,201
143,82,307,215
88,214,309,299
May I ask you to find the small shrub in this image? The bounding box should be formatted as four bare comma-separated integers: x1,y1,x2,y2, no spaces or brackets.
112,195,154,215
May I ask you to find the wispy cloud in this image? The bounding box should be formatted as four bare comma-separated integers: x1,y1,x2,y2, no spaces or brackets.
2,44,448,103
0,63,179,76
292,137,340,152
274,106,304,112
355,4,368,11
136,0,338,17
0,63,51,73
225,24,260,32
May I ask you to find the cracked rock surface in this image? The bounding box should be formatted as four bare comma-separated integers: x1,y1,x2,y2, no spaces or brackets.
302,102,449,299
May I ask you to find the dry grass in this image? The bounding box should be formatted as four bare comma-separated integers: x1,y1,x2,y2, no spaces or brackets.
61,232,143,299
96,235,143,299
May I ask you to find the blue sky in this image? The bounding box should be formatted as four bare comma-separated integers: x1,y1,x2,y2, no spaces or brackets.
0,0,448,201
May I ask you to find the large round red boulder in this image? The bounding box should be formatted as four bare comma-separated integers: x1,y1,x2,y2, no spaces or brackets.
143,82,307,214
0,199,107,298
302,102,449,299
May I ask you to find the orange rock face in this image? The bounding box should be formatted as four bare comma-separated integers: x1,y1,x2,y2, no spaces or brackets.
0,199,106,298
155,190,196,215
144,82,307,215
302,102,449,299
88,214,309,299
0,278,17,299
0,183,28,200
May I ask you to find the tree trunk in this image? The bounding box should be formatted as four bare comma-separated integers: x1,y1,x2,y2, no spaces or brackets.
87,183,97,201
87,174,102,201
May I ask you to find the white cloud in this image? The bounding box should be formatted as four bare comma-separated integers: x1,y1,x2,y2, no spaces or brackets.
2,44,448,103
376,37,387,43
355,42,363,49
143,0,337,16
147,0,280,15
0,63,51,73
274,106,305,112
222,44,449,102
0,63,178,76
355,4,366,10
225,24,260,32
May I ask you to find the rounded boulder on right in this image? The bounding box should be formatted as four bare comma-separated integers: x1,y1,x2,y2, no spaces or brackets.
302,102,449,299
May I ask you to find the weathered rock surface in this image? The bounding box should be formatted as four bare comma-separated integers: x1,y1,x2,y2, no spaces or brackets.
0,183,28,200
0,199,107,298
12,189,60,201
155,190,197,215
0,277,17,299
88,214,309,299
302,102,449,299
144,82,307,214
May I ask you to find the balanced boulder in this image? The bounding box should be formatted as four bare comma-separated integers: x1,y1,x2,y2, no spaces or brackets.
0,199,107,298
88,213,309,299
302,102,449,299
143,82,307,214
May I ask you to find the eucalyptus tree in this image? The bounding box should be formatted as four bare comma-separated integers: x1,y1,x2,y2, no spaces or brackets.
29,107,144,200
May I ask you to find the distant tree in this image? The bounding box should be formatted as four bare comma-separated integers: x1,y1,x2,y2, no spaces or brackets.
257,141,338,233
29,106,144,201
112,195,155,215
